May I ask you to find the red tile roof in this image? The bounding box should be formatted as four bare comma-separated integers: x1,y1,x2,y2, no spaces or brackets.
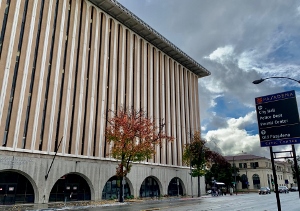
224,154,267,161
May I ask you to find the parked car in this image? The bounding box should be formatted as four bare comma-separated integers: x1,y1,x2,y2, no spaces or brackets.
278,186,289,193
290,187,298,192
259,187,271,194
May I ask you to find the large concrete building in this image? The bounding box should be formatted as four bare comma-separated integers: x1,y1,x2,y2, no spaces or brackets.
0,0,210,205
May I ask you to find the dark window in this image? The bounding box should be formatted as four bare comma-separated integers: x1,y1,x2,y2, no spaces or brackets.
2,0,29,147
54,0,71,151
39,0,59,150
252,174,260,189
0,0,11,57
0,171,35,204
103,19,113,157
22,0,45,147
49,174,91,202
167,177,183,196
140,177,160,198
69,0,84,153
102,176,131,200
250,162,259,169
92,13,104,157
81,8,94,155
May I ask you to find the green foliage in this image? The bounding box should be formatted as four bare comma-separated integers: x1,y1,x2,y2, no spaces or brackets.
182,131,229,178
205,163,240,187
287,155,300,181
125,195,134,199
182,131,229,197
182,131,207,177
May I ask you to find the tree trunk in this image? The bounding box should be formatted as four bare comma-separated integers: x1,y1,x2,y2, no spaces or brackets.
119,176,124,202
198,176,201,197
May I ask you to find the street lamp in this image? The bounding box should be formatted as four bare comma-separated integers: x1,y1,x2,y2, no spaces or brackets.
253,76,300,200
253,76,300,84
233,156,237,195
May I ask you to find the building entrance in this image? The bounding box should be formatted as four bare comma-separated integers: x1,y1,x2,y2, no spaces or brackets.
167,177,183,196
140,176,160,198
0,171,34,205
241,174,249,189
102,176,131,200
49,174,91,202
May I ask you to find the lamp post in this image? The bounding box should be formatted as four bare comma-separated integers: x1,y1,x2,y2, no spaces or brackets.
233,156,237,195
253,76,300,199
246,166,249,193
253,77,300,84
189,144,194,198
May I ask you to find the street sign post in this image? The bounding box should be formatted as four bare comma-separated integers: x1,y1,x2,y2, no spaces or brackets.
255,90,300,147
255,90,300,211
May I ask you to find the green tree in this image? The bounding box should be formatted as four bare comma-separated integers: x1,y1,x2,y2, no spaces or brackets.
182,132,205,197
287,155,300,182
105,106,173,202
182,131,229,197
206,163,240,192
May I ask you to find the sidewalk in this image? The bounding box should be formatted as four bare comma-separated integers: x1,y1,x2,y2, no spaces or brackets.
0,194,254,211
0,200,123,211
0,197,183,211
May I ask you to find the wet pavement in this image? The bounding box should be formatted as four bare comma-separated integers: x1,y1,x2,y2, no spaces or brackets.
0,197,174,211
1,192,299,211
0,199,121,211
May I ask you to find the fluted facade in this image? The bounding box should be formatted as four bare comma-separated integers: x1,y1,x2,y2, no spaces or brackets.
0,0,210,203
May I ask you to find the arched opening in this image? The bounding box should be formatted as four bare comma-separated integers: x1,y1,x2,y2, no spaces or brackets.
241,174,248,189
0,171,34,205
167,177,183,196
102,176,131,200
140,176,160,198
49,174,91,202
252,174,260,189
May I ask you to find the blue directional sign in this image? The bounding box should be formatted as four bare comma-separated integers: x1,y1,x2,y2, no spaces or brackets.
255,90,300,147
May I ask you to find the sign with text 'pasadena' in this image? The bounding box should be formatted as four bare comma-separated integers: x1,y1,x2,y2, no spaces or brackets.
255,90,300,147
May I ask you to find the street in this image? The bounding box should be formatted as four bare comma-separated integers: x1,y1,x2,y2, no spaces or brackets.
75,192,300,211
2,192,299,211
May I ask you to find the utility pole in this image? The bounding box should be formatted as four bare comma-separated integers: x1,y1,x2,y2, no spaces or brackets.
270,147,281,211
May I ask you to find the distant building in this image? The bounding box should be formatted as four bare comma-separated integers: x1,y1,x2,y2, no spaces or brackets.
225,154,294,191
0,0,210,205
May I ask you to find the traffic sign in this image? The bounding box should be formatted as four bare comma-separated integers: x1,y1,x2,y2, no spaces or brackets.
255,90,300,147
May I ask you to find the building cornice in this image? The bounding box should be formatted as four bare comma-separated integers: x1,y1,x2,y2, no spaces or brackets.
89,0,211,78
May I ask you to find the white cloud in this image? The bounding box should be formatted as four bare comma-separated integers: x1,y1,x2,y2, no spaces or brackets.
205,127,261,156
204,110,300,157
227,111,257,128
203,111,268,157
238,50,259,71
204,45,235,63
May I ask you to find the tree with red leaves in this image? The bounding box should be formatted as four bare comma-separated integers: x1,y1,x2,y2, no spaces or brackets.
183,131,229,197
105,107,173,202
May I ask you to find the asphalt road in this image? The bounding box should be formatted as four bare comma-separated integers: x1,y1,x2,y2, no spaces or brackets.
76,192,300,211
4,192,297,211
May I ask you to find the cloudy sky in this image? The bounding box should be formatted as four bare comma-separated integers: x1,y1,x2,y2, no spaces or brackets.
117,0,300,158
